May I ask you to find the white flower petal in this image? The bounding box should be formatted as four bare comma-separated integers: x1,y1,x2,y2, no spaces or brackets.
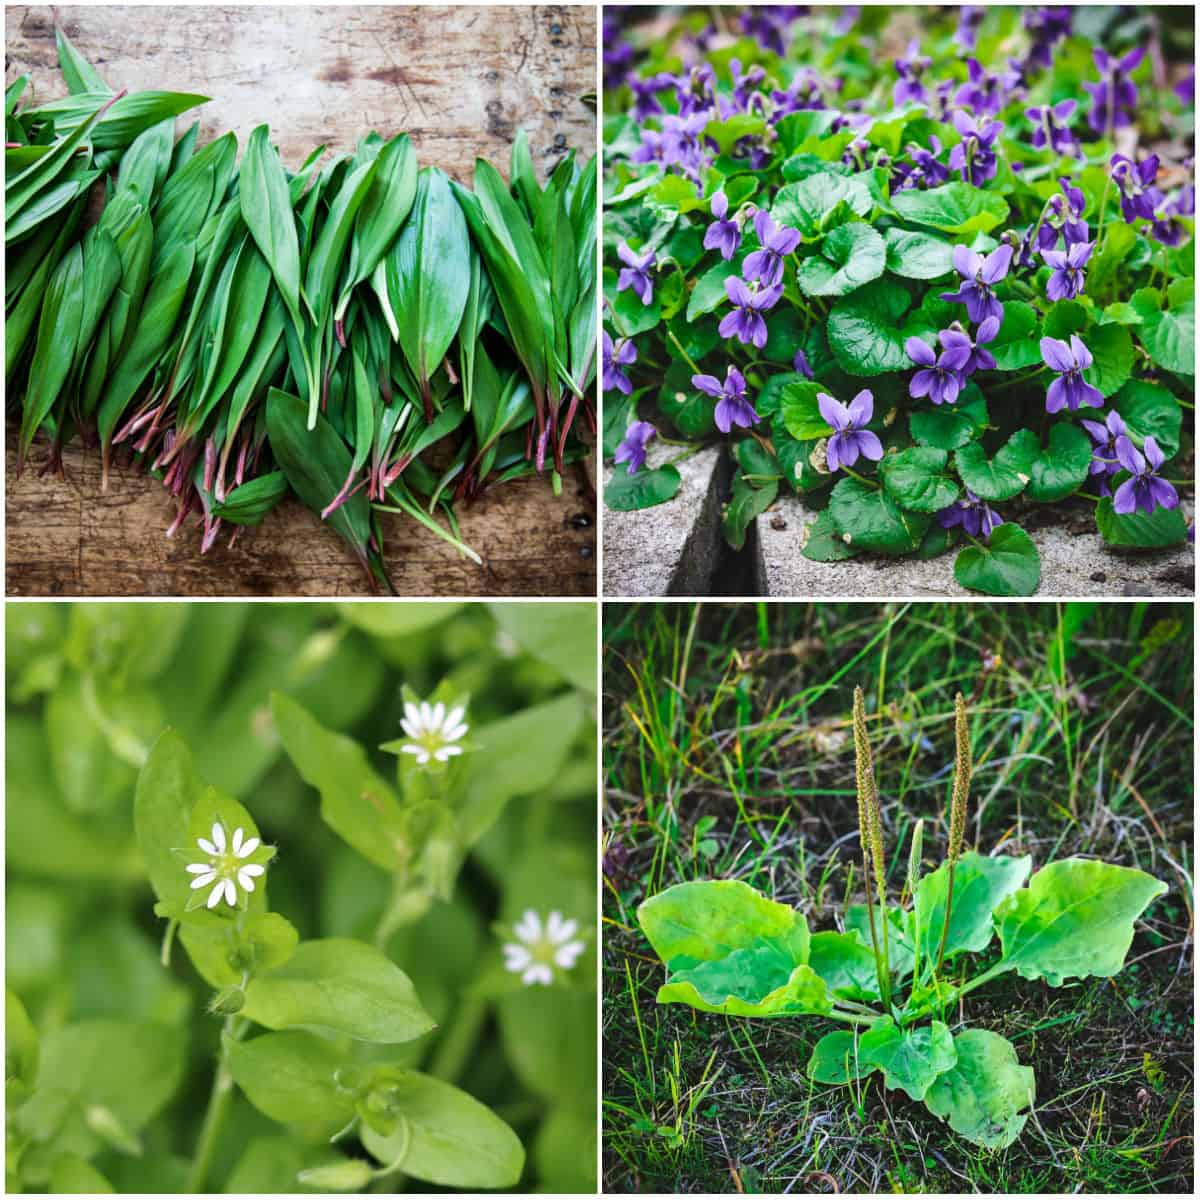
444,706,465,732
548,913,579,943
186,862,213,874
419,701,434,726
404,701,420,727
211,823,227,853
231,827,245,855
190,871,217,889
514,909,541,942
400,743,425,759
434,745,463,761
399,717,419,739
432,701,446,727
502,944,533,972
554,940,586,969
237,868,257,893
207,880,226,908
239,863,265,877
222,879,237,906
443,724,468,742
237,836,260,859
197,837,218,856
522,964,553,986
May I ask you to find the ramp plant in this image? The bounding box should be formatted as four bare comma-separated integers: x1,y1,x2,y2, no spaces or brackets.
602,5,1193,595
7,27,596,591
637,687,1167,1148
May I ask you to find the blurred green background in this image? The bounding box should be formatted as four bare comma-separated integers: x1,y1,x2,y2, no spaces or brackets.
6,600,597,1193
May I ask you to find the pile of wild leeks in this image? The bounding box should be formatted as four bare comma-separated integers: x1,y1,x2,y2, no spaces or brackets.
6,28,597,591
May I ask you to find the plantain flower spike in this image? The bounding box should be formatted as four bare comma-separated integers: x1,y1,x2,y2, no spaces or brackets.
950,691,971,864
906,817,925,900
852,686,886,906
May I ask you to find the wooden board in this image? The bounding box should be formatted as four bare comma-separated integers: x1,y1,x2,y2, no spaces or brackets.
4,4,597,596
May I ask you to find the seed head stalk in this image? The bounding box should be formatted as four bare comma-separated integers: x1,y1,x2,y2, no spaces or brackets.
934,693,971,977
853,687,890,1007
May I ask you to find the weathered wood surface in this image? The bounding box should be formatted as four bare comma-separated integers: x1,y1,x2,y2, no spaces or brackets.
4,4,597,597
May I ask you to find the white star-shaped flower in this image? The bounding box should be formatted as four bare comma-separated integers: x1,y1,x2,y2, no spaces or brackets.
502,909,586,986
398,699,469,766
185,822,266,909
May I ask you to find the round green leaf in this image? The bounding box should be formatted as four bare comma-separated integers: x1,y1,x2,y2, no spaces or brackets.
890,182,1010,235
1096,497,1189,548
605,464,682,511
880,446,959,512
953,524,1041,597
883,228,955,279
1112,379,1183,458
1082,323,1134,397
924,1029,1034,1149
989,301,1041,370
800,509,857,561
827,278,913,375
225,1030,352,1125
1138,288,1194,375
954,429,1039,501
1026,422,1091,502
908,396,989,450
780,380,830,439
797,223,886,297
858,1016,957,1102
829,477,932,553
807,931,881,1003
808,1030,876,1085
685,254,746,321
771,172,872,238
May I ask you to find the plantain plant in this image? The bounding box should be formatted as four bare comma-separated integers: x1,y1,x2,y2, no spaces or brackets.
638,688,1167,1148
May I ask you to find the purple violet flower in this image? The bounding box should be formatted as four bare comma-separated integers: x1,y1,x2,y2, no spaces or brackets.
957,59,1006,117
1150,185,1194,247
941,244,1013,324
1040,334,1104,413
1111,153,1160,223
939,315,1000,376
904,336,967,406
737,6,804,56
938,490,1003,538
719,277,783,348
629,73,673,122
692,366,761,433
893,40,931,107
703,192,741,260
614,421,656,475
900,136,950,190
1041,240,1093,301
955,7,986,53
793,348,814,379
818,390,884,472
1083,45,1145,136
1022,7,1073,71
1025,99,1079,156
1113,435,1179,515
616,242,656,306
1175,70,1195,107
948,111,1000,186
743,210,801,287
1081,410,1128,496
602,331,638,395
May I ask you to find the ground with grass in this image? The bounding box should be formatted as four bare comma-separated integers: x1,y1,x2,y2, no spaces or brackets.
602,602,1193,1194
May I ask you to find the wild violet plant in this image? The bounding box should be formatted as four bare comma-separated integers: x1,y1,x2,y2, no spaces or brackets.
6,601,597,1193
603,6,1194,595
637,689,1167,1148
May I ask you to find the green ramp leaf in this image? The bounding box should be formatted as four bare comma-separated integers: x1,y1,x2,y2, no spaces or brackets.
924,1029,1035,1149
858,1016,957,1101
994,858,1167,986
242,937,435,1042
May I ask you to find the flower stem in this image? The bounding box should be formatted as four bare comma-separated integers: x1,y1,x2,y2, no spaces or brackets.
839,465,878,489
187,1016,245,1192
666,329,702,375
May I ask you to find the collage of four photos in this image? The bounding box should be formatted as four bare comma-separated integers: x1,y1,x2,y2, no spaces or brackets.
3,2,1196,1196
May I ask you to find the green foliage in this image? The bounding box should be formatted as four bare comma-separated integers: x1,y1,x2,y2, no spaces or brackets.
6,601,597,1193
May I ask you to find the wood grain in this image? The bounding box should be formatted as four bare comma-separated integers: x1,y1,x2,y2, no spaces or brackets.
4,4,597,597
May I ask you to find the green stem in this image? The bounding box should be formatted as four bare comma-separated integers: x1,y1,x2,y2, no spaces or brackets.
839,464,878,489
428,993,488,1083
187,1016,245,1192
933,858,957,977
824,1007,876,1027
666,329,702,375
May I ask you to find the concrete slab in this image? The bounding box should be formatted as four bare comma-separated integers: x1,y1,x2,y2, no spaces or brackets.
602,444,728,596
757,493,1195,598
